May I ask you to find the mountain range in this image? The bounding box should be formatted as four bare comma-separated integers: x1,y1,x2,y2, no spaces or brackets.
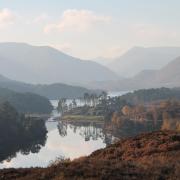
1,42,180,92
86,56,180,91
108,46,180,77
126,56,180,89
0,74,101,99
0,42,118,84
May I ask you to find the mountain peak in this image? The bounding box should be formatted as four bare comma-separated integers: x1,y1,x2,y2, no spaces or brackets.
0,42,118,84
109,46,180,77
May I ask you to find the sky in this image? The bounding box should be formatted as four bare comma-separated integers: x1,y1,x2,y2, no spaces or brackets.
0,0,180,59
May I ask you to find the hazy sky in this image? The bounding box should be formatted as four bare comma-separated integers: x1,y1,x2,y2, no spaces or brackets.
0,0,180,59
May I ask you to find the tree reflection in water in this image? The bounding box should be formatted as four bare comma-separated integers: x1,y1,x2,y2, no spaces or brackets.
57,118,159,146
57,121,67,137
0,119,47,163
57,121,116,146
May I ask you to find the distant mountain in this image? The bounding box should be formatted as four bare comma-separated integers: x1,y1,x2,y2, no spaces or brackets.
86,56,180,91
109,47,180,77
0,74,10,82
155,57,180,86
130,56,180,88
92,57,113,66
0,74,101,99
0,42,118,84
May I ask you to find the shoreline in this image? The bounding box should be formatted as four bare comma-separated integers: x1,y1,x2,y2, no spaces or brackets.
61,115,104,122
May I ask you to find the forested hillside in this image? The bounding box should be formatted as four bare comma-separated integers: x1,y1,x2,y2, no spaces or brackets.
0,88,53,114
119,87,180,104
0,74,101,99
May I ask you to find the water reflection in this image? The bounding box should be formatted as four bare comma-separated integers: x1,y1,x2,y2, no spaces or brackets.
0,121,108,168
0,115,159,169
0,119,47,165
57,121,117,146
58,121,103,141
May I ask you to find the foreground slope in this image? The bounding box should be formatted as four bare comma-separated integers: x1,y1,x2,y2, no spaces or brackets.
1,131,180,180
0,42,118,84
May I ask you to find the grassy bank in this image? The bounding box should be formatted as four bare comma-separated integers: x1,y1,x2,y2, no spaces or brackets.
61,115,104,121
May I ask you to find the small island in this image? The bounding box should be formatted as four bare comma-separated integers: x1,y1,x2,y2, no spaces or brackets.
57,88,180,137
57,91,108,122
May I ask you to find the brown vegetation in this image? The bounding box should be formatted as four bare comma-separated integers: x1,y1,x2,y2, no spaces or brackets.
111,100,180,132
1,130,180,180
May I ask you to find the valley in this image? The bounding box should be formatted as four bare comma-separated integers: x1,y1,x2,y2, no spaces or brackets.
0,1,180,179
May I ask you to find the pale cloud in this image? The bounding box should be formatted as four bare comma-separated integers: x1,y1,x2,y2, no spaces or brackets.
44,9,111,33
0,8,16,28
32,13,50,24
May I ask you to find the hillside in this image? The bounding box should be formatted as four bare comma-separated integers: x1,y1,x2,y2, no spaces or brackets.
87,56,180,91
120,88,180,103
1,130,180,179
128,56,180,89
109,46,180,77
156,56,180,86
0,74,101,99
0,88,53,114
0,42,118,84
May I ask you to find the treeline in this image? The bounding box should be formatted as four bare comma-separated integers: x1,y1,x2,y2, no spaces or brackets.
0,102,47,162
61,88,180,137
107,99,180,137
0,87,53,114
57,91,108,116
96,87,180,120
118,87,180,105
58,87,180,123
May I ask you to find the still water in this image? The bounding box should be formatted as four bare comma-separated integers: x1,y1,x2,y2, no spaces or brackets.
0,120,108,168
0,91,128,169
